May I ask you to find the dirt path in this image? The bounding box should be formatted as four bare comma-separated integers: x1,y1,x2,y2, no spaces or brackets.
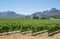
0,31,60,39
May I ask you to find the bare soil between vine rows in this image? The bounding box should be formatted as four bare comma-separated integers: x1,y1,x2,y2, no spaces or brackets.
0,31,60,39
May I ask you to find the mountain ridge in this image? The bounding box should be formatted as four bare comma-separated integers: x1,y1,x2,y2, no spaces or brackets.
0,8,60,18
29,8,60,18
0,11,25,18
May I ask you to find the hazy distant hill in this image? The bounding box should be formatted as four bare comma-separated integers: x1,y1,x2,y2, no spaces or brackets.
0,8,60,18
29,8,60,18
0,11,25,18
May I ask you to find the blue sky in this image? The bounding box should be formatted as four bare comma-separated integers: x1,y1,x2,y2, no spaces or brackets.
0,0,60,15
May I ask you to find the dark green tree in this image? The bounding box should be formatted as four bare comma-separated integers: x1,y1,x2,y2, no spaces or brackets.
33,14,39,19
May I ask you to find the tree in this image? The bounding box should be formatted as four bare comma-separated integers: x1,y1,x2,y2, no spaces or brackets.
40,17,49,19
33,14,39,19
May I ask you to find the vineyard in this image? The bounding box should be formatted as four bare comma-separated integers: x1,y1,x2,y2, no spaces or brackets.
0,18,60,36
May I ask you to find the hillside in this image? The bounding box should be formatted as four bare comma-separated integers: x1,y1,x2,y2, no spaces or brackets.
29,8,60,18
0,11,25,18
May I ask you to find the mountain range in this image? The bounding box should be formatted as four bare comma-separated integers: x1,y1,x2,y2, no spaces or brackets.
0,8,60,18
0,11,25,18
29,8,60,18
